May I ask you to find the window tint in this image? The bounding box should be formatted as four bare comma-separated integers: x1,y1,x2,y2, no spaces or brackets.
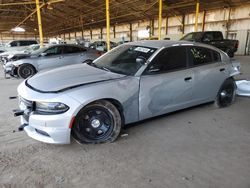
213,32,223,41
64,46,85,54
147,46,187,73
203,33,214,42
19,40,37,46
44,46,63,56
181,32,203,41
10,41,18,47
189,47,213,66
212,50,221,62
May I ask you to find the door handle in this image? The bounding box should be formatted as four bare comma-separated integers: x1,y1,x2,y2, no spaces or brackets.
184,77,192,81
220,68,225,72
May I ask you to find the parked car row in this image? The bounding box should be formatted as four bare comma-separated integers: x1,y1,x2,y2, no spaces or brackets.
2,44,101,78
12,40,241,145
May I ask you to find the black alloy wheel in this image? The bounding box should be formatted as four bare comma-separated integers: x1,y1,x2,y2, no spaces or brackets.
17,64,36,79
72,100,121,144
215,78,236,108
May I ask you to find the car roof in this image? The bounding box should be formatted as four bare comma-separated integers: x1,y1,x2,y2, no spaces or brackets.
127,40,220,51
46,44,85,48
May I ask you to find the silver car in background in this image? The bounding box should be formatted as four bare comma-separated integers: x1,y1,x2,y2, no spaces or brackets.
15,40,240,144
5,44,100,78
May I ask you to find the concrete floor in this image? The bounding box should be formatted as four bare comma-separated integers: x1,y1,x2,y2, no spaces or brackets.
0,56,250,188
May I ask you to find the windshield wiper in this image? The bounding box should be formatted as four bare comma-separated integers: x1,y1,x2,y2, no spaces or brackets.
101,66,111,72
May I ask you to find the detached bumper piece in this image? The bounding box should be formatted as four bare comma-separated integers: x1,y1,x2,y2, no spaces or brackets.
18,123,28,131
13,109,24,117
236,80,250,97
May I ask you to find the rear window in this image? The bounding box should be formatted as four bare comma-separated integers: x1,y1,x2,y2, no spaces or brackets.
64,46,86,54
19,40,37,46
181,32,203,41
188,47,221,66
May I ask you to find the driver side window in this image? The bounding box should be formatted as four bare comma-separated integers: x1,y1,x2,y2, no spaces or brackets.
44,46,63,56
146,46,187,74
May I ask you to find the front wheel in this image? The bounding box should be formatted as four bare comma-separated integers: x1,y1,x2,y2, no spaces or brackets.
72,100,122,144
17,64,36,79
215,78,236,108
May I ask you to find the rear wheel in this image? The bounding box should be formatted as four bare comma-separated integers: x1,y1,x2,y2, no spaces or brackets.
17,64,36,79
72,100,122,144
215,78,236,108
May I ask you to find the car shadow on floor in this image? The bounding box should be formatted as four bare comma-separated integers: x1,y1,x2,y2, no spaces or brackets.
123,101,215,130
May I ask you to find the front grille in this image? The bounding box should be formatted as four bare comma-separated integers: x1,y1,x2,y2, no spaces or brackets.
35,129,50,137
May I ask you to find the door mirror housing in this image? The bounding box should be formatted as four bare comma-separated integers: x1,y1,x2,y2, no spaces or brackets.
136,56,146,65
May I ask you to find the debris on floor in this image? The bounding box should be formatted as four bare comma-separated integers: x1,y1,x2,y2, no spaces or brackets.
236,80,250,97
121,133,129,138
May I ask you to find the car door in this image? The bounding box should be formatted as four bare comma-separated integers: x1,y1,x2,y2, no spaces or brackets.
62,46,86,65
37,46,63,71
139,46,194,120
188,46,228,103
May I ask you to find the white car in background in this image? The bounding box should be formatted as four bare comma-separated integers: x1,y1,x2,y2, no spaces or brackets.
0,44,41,64
5,44,100,78
0,40,38,52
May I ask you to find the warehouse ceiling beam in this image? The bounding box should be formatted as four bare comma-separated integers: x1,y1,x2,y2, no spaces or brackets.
15,0,65,29
0,1,37,6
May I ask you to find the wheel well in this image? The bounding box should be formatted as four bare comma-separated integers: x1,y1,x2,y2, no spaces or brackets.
101,98,125,127
19,63,37,73
77,98,125,127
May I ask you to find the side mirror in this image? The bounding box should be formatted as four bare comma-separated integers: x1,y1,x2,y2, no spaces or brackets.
40,52,47,57
136,56,146,65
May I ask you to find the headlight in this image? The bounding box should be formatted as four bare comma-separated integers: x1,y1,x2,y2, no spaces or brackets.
35,102,69,114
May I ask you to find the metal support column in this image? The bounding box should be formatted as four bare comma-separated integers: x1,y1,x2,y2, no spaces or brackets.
158,0,162,40
129,23,132,42
35,0,44,47
100,27,103,39
202,10,206,31
113,25,116,39
195,0,200,32
165,17,168,35
106,0,110,51
182,14,185,35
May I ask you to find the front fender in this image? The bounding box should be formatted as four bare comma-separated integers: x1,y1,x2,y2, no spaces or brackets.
66,76,140,124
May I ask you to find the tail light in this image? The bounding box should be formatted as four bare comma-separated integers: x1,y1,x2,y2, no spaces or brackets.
235,41,239,49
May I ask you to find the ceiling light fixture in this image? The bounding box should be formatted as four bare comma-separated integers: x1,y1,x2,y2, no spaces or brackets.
11,27,25,32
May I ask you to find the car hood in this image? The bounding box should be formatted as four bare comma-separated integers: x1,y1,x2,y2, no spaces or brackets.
26,64,126,93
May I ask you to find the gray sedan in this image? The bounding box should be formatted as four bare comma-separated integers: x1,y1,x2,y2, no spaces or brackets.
5,44,100,78
15,40,240,144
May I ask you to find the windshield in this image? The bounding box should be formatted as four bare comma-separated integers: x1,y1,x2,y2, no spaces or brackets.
181,32,203,41
92,45,157,75
30,46,48,55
